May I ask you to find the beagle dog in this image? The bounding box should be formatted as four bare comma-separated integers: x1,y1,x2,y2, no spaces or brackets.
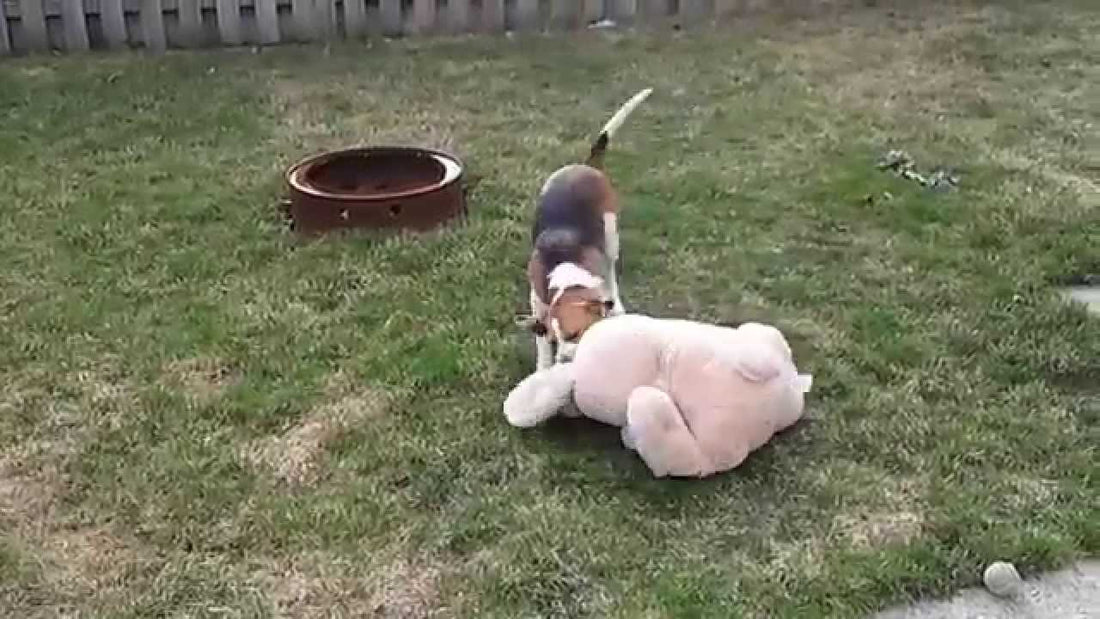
525,88,653,370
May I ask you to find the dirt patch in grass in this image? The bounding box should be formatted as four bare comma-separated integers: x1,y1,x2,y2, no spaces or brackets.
68,367,139,435
0,362,147,607
0,455,58,529
770,20,989,117
245,415,340,487
1002,474,1059,512
989,149,1100,202
40,527,138,590
766,535,830,581
0,454,142,601
256,553,444,618
761,2,1100,205
370,557,445,618
258,555,376,617
838,510,924,550
242,376,396,488
760,5,1029,112
828,470,929,551
161,356,239,404
271,76,458,156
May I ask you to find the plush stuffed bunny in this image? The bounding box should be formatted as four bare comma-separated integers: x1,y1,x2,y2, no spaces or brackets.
503,314,813,478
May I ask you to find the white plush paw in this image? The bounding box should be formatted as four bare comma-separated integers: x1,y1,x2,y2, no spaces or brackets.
503,364,576,428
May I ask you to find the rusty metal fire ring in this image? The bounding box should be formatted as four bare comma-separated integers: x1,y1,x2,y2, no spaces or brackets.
285,146,466,235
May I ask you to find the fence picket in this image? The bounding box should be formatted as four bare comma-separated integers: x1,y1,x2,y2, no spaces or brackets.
19,0,48,51
254,0,280,44
714,0,736,18
679,0,710,24
215,0,241,45
515,0,537,30
582,0,599,25
639,0,665,24
380,0,400,36
0,0,739,55
315,0,337,38
0,0,9,54
480,0,502,32
291,0,317,40
178,0,203,46
100,0,129,48
412,0,433,34
60,0,89,49
344,0,367,37
609,0,635,24
550,0,579,30
447,0,467,33
140,0,166,50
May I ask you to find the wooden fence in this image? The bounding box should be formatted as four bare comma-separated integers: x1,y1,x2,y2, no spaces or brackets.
0,0,789,55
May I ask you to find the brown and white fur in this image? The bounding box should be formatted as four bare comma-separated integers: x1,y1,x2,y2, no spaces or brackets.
526,88,653,369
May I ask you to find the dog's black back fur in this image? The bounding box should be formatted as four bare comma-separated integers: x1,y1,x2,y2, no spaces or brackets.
532,181,605,271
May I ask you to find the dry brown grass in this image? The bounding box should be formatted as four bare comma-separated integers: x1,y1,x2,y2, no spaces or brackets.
271,75,459,157
242,375,396,487
762,3,1099,204
838,510,924,550
162,356,240,404
369,557,446,618
1,361,145,611
254,552,445,618
257,554,377,617
1002,474,1059,512
825,466,929,550
0,453,143,603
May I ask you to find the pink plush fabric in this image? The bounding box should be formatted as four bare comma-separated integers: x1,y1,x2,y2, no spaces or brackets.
570,315,811,478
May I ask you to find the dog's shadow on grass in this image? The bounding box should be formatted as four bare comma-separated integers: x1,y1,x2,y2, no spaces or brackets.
535,415,628,453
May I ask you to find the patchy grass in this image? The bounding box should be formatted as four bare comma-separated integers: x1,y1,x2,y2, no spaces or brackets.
1,0,1098,616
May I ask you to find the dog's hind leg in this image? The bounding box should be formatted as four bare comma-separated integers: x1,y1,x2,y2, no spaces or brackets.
603,212,626,316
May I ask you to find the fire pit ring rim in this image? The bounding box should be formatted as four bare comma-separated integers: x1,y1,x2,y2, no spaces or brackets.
286,145,465,203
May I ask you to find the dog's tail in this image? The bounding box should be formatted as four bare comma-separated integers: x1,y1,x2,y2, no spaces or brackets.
585,88,654,169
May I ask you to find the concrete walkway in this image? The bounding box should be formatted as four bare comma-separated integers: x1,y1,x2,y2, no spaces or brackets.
1063,286,1100,316
874,561,1100,618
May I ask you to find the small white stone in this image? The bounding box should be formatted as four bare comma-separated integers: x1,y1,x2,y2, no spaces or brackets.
983,561,1023,598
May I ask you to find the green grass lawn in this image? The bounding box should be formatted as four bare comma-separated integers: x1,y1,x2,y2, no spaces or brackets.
1,1,1097,616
